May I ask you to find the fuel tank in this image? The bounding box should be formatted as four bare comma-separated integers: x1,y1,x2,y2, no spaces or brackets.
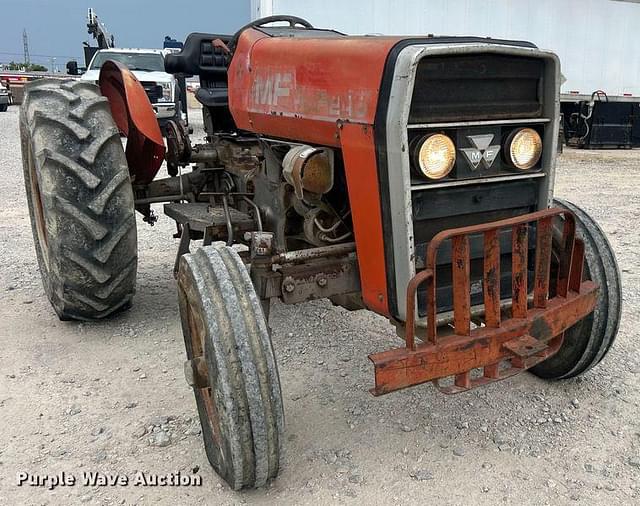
228,27,402,146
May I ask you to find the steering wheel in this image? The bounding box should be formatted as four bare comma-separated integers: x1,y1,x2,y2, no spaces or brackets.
250,15,314,29
228,15,314,52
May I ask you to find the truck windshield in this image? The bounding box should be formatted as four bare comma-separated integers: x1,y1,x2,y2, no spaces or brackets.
89,52,165,72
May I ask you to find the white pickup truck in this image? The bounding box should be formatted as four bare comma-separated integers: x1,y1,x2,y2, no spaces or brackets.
81,47,180,126
0,81,10,112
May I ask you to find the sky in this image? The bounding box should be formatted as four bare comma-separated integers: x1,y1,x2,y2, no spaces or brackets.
0,0,250,68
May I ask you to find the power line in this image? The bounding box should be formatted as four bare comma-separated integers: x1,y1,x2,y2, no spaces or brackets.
0,51,83,60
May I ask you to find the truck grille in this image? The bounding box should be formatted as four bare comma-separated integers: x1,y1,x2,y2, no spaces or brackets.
409,54,543,123
140,81,162,103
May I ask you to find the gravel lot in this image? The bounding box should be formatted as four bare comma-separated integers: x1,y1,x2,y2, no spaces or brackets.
1,103,639,505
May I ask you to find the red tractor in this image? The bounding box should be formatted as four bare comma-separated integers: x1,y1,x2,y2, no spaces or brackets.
20,17,621,489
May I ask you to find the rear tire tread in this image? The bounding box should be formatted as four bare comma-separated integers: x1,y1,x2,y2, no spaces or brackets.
39,148,101,189
20,78,137,320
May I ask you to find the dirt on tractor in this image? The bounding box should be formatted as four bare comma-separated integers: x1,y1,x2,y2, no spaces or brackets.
0,104,639,504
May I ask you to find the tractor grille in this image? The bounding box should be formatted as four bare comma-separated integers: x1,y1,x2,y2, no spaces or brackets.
377,44,556,321
140,81,162,103
409,54,543,123
406,55,548,312
412,179,539,313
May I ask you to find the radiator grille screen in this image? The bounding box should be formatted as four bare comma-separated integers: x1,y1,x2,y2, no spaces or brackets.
409,54,543,123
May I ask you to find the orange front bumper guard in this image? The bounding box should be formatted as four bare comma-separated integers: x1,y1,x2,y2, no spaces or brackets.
369,208,598,395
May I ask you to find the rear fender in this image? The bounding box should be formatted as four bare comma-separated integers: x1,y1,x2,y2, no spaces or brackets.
98,60,165,184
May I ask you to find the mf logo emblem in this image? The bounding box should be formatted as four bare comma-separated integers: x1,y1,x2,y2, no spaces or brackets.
460,134,500,170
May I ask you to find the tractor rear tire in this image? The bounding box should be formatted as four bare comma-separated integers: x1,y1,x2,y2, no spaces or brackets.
20,79,137,320
530,198,622,379
177,245,284,490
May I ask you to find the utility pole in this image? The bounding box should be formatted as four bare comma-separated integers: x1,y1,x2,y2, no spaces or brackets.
23,29,30,65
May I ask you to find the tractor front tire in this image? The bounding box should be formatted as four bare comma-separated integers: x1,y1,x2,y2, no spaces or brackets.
20,79,137,320
530,199,622,379
178,246,284,490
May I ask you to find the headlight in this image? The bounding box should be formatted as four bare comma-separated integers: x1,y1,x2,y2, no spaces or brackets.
413,133,456,179
159,82,173,102
505,128,542,170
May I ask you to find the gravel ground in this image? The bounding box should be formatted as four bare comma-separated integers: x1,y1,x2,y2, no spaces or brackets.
1,103,639,505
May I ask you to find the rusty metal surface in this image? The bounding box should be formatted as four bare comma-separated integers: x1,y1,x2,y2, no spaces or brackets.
271,242,356,265
511,223,529,319
569,238,585,292
483,229,501,327
422,208,577,344
213,139,262,177
369,208,596,396
250,254,361,305
246,231,274,259
278,258,360,305
534,216,553,308
502,334,549,358
98,60,165,184
452,235,471,336
371,282,597,395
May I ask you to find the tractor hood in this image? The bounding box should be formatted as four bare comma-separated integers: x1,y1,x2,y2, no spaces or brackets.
228,27,536,148
228,28,402,147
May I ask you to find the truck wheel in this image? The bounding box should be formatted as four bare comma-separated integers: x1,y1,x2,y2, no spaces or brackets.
20,79,137,320
177,246,284,490
530,199,622,379
0,104,7,112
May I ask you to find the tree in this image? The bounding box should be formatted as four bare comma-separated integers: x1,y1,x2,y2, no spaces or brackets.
3,61,48,72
